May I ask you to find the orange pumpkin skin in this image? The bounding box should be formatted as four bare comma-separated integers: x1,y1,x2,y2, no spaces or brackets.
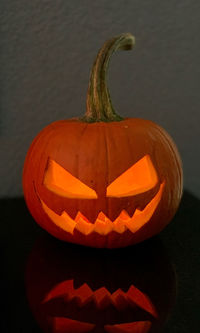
23,118,182,248
23,33,183,248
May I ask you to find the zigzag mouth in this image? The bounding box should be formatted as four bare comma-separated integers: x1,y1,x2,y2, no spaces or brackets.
40,182,164,236
41,281,156,332
42,280,158,318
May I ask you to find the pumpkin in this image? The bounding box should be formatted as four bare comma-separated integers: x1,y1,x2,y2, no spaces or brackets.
23,33,183,248
25,236,176,333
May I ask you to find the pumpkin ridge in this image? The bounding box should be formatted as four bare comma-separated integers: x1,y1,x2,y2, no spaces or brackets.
103,123,110,231
154,124,183,199
76,123,89,214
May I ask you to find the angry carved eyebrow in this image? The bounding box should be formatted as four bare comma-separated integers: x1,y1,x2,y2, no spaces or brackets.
43,159,97,199
106,155,158,197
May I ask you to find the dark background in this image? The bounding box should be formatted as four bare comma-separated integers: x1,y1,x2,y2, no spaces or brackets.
0,1,199,332
0,191,199,332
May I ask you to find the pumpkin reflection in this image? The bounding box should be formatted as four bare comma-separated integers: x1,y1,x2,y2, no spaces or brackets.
25,236,176,333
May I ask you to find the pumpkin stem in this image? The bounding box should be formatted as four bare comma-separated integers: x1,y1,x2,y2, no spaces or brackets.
81,33,135,122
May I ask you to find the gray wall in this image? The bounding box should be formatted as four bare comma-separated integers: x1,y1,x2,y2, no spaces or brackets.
1,0,200,198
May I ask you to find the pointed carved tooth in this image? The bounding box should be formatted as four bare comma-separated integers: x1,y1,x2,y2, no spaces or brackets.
94,212,113,235
96,212,108,222
93,287,112,309
94,220,113,235
133,208,142,217
113,210,130,233
111,289,128,310
73,283,93,306
135,182,164,221
113,218,126,234
75,215,94,235
61,211,77,234
125,182,165,233
127,285,158,318
75,212,89,223
124,208,144,233
41,199,76,234
119,210,131,220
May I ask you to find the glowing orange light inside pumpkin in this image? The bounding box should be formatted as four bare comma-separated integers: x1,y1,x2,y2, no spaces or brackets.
40,182,164,236
107,155,158,197
44,159,98,199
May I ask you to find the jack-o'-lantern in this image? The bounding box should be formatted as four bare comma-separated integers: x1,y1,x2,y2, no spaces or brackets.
23,33,183,248
25,236,177,333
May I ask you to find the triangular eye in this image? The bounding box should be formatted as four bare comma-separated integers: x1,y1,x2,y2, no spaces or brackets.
43,159,97,199
106,155,158,198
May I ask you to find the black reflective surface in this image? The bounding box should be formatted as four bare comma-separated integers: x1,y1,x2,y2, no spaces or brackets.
0,190,199,332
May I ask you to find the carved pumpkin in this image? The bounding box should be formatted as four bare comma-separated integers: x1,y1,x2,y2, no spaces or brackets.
23,33,183,248
25,236,176,333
